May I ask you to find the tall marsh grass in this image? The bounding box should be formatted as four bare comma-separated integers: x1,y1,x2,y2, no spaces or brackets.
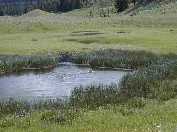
70,84,120,109
0,98,81,127
0,55,57,75
120,59,177,100
0,98,65,116
70,49,177,108
73,49,158,69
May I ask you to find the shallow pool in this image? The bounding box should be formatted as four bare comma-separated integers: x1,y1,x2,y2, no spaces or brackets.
0,63,126,98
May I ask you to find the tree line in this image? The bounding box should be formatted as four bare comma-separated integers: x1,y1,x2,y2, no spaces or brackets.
0,0,157,16
0,0,96,16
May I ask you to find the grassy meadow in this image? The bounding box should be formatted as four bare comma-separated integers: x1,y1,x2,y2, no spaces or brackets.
1,9,177,55
1,2,177,132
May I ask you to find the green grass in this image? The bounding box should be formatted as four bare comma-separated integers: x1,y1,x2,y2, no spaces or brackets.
0,99,177,132
1,11,177,55
1,26,177,55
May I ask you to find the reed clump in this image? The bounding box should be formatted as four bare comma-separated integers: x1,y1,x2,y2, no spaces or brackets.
119,59,177,100
0,55,57,75
73,49,158,69
70,84,120,109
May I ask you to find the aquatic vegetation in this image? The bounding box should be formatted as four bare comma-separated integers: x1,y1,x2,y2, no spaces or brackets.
119,59,177,100
0,55,57,75
70,84,120,109
70,49,177,108
0,49,177,131
1,49,177,104
0,49,158,75
73,49,159,69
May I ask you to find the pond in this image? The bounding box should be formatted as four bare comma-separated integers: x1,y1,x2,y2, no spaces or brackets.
0,63,127,98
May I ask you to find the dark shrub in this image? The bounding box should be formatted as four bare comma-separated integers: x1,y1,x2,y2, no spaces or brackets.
114,0,129,12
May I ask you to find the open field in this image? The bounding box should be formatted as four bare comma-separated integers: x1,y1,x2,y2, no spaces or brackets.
0,9,177,55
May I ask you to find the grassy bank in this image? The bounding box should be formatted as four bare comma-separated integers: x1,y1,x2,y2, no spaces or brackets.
0,97,177,132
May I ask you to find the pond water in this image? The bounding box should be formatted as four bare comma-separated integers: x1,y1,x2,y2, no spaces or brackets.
0,63,126,98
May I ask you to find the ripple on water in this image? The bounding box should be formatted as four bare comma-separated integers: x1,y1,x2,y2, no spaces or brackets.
0,63,127,98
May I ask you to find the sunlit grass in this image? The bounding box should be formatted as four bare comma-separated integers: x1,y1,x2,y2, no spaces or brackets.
0,11,177,55
0,99,177,132
0,26,177,55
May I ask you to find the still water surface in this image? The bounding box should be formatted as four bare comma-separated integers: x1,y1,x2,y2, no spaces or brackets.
0,63,126,98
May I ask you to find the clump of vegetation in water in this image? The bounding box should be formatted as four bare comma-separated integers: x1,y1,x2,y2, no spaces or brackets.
0,55,57,75
73,49,158,69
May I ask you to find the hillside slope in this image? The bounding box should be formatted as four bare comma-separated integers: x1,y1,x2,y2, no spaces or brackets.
122,0,177,16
